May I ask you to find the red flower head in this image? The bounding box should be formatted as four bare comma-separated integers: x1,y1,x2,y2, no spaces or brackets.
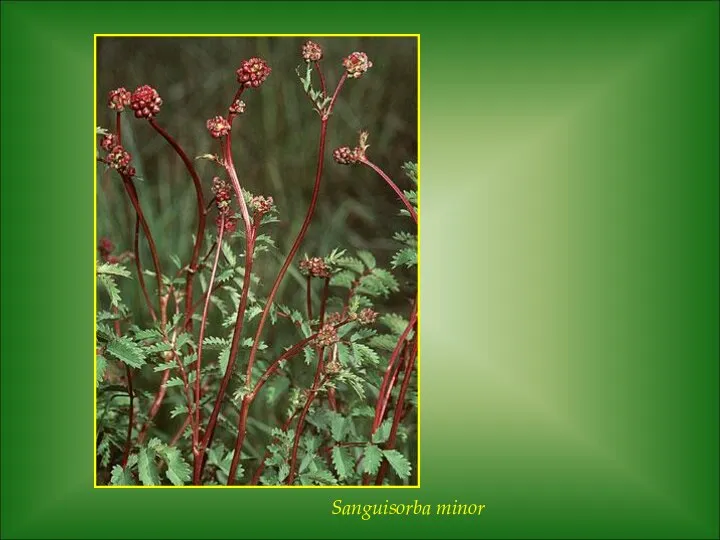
357,308,378,325
206,116,231,139
236,57,271,88
98,237,115,258
332,146,359,165
229,99,246,115
130,85,163,118
299,256,330,279
342,52,373,78
302,41,323,63
100,133,118,152
216,214,237,234
314,324,339,347
106,145,131,171
211,177,232,212
108,88,131,111
251,195,274,216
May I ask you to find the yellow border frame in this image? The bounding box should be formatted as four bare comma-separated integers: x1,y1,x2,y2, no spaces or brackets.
94,33,421,489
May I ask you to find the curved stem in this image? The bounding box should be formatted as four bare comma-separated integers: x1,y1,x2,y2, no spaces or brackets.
287,357,327,486
244,118,328,389
195,238,255,483
226,320,350,484
314,61,327,97
133,214,157,322
373,306,417,432
375,338,418,485
121,176,164,313
148,118,207,331
323,73,347,120
359,158,418,224
136,370,170,445
193,218,225,475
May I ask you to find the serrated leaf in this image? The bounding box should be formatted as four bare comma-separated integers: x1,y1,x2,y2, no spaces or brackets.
218,346,230,374
96,355,107,385
336,342,351,367
331,446,354,480
138,447,161,486
160,446,191,486
110,465,135,485
351,342,379,366
382,449,411,479
329,412,347,442
391,247,417,269
336,257,364,274
362,444,383,475
306,469,337,485
98,262,132,278
106,336,146,368
372,418,393,444
98,274,122,308
356,250,376,270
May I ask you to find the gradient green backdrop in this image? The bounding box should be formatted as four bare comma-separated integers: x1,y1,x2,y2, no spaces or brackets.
1,1,718,539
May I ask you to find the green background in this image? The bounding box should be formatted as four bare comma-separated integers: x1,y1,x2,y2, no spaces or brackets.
1,1,718,538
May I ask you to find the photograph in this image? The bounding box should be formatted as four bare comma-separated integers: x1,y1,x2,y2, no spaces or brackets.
94,35,419,487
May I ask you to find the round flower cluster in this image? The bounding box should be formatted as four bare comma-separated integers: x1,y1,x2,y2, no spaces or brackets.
130,85,163,118
299,256,330,278
332,146,359,165
108,88,131,111
229,99,246,115
106,145,131,171
212,177,236,234
302,40,323,62
325,358,342,375
100,133,118,152
206,116,231,139
236,57,271,88
251,195,274,216
357,308,378,325
98,237,115,259
314,324,339,347
342,52,372,78
325,312,343,326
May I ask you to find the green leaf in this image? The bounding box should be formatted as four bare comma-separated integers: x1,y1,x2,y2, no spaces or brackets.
96,355,107,386
138,447,161,486
336,257,364,274
362,444,384,475
98,274,122,308
356,250,376,270
380,313,410,336
218,346,230,374
391,247,417,269
98,262,132,278
110,464,135,485
372,418,393,444
329,412,347,442
331,446,354,480
105,336,146,368
203,336,228,350
351,343,380,366
305,469,337,485
160,446,191,486
336,343,351,367
369,334,398,352
382,449,411,479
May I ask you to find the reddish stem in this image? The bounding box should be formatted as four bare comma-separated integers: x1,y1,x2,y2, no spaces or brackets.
359,158,418,224
373,307,418,432
375,338,418,485
193,217,225,474
148,118,207,331
286,356,328,486
170,414,192,446
121,176,164,314
226,321,350,484
136,370,170,445
314,60,327,98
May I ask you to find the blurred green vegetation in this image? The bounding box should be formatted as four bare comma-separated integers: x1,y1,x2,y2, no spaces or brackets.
96,37,417,468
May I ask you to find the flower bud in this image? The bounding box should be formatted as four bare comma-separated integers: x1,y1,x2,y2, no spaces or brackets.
130,85,163,118
342,52,372,78
236,57,271,88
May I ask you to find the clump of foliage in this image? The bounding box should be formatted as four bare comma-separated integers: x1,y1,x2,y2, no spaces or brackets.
96,40,418,486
